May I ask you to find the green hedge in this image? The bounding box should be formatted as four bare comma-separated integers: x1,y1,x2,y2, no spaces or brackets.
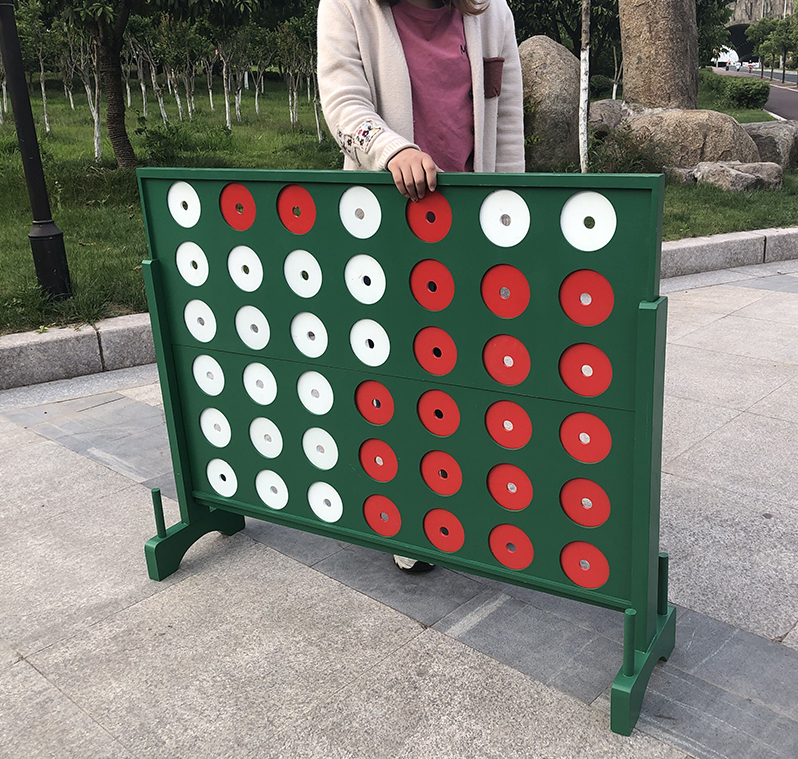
698,69,770,109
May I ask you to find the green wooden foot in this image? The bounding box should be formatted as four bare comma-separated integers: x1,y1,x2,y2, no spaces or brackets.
144,503,245,581
610,604,677,735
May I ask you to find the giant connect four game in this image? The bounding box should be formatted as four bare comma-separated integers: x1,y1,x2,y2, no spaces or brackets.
138,168,676,734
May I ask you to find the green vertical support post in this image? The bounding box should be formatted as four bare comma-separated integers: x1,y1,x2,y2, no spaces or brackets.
658,552,669,616
152,488,167,539
623,609,637,676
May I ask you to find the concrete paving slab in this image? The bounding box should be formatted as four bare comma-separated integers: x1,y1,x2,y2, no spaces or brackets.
660,268,762,293
0,638,21,669
730,273,798,293
748,375,798,424
784,624,798,650
262,629,686,759
664,343,796,410
660,474,798,640
666,304,725,341
0,661,134,759
245,518,346,566
312,542,484,627
0,416,40,457
733,289,798,324
726,258,798,278
673,314,798,365
433,589,623,704
140,471,177,501
97,313,155,371
665,284,769,314
118,380,163,408
29,539,424,759
662,395,741,463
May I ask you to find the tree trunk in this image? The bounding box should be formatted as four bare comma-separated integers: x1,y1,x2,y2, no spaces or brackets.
169,70,184,120
313,75,322,143
138,58,148,118
39,55,50,134
149,64,168,124
93,54,102,163
222,54,231,129
126,79,131,107
254,74,260,115
2,81,7,113
579,0,590,174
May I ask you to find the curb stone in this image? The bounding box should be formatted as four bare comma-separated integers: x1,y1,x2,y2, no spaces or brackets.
2,227,798,391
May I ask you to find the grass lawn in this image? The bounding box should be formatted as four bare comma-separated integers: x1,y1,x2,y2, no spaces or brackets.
0,75,792,335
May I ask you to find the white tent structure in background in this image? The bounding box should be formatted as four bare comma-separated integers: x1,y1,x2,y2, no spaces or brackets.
713,45,740,66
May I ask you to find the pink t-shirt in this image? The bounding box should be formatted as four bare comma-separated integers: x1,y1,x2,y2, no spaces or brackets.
391,0,474,172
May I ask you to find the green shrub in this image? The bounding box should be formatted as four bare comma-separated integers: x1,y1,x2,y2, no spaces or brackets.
719,77,770,109
135,119,233,165
588,125,673,174
589,74,614,99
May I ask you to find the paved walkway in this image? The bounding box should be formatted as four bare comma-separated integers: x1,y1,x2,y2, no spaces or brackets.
2,262,798,758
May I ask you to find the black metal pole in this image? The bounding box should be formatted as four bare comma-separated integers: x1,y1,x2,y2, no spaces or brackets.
0,0,71,300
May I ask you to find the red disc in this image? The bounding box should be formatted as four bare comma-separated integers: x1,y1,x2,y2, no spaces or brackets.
560,541,610,589
489,524,534,570
559,413,612,464
487,464,533,511
560,478,611,527
406,191,452,243
559,344,613,397
420,450,462,496
355,381,395,425
483,335,530,386
410,260,455,311
485,401,532,450
414,327,457,376
220,183,256,231
423,508,465,552
559,270,615,326
481,265,530,319
417,390,460,437
277,185,316,234
359,439,398,482
363,494,401,537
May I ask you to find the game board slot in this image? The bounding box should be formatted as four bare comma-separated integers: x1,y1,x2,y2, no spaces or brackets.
481,264,530,319
175,241,209,287
284,249,323,299
339,186,382,239
406,191,452,242
409,259,454,311
559,270,615,326
489,524,534,570
350,319,390,366
307,481,343,523
235,306,271,351
355,381,394,425
423,508,464,552
297,371,334,415
255,469,289,510
487,464,533,510
558,343,613,397
184,299,217,343
206,458,238,498
417,389,460,436
560,191,617,252
199,408,231,448
359,438,398,482
363,494,401,537
485,401,532,449
167,181,201,228
560,541,610,588
559,412,612,463
220,183,256,231
242,363,278,405
413,327,457,375
482,334,530,386
227,245,264,292
291,312,329,358
479,189,530,247
277,184,316,234
249,417,283,458
302,427,339,471
420,450,462,495
344,254,386,305
192,355,225,396
560,478,610,527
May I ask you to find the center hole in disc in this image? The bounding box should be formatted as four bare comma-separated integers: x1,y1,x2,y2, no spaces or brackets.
366,338,375,349
270,485,278,494
500,213,511,227
293,206,302,217
440,526,450,536
507,482,517,493
579,559,591,570
426,211,436,224
355,207,365,220
307,331,316,341
181,200,188,211
375,455,384,466
197,317,205,326
580,292,593,306
506,542,516,552
503,355,514,367
434,409,443,419
438,469,448,479
206,371,214,380
242,264,250,275
250,324,259,333
323,498,332,507
503,419,513,431
311,389,320,398
499,286,511,300
256,379,265,389
380,511,389,521
236,202,244,214
219,473,227,481
213,423,221,432
579,432,591,445
191,260,198,270
301,270,309,281
427,281,438,293
583,216,596,229
264,434,272,443
432,347,442,358
581,497,593,509
316,444,325,454
363,275,372,286
372,398,381,408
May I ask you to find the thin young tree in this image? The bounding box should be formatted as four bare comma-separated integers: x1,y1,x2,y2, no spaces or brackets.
579,0,591,173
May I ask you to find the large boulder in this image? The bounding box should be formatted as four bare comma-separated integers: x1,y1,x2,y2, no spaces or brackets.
693,161,782,191
742,121,798,169
519,36,579,171
626,110,760,167
589,99,625,138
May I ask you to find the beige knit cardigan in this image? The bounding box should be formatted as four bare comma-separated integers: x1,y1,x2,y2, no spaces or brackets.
317,0,525,173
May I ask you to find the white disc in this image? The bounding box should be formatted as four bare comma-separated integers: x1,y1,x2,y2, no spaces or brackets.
192,355,224,396
307,481,343,523
297,371,334,415
235,306,271,350
243,363,277,405
249,417,283,458
302,427,339,471
176,241,209,286
167,181,201,228
255,470,289,510
349,319,390,367
479,190,530,248
344,254,386,305
199,408,231,448
184,300,217,343
206,458,237,498
339,186,382,239
227,245,263,292
560,191,617,252
290,312,328,358
284,250,322,298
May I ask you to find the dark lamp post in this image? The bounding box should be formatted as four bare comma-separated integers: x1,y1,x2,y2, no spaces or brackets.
0,0,71,300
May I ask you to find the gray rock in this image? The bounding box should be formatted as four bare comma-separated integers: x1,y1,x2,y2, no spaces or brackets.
96,313,155,371
588,99,625,138
734,161,783,189
626,109,760,167
519,35,579,171
742,121,798,169
663,166,696,184
693,161,782,191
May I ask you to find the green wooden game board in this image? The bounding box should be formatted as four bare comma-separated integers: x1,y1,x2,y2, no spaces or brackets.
138,168,675,735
